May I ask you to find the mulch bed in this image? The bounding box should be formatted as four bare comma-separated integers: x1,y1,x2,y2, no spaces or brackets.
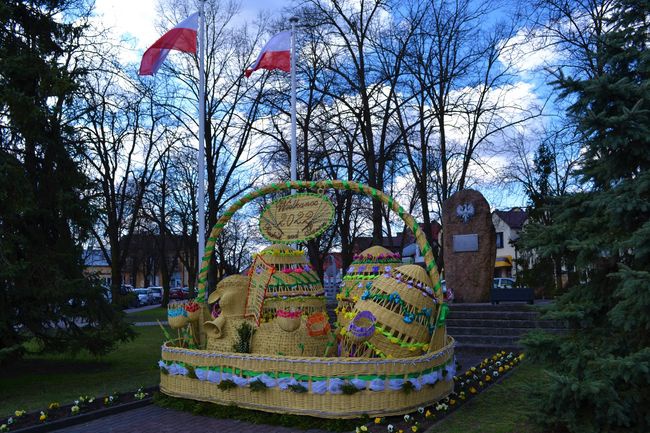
1,386,157,433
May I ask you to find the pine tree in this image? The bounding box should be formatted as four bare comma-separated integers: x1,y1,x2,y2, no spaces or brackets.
0,0,133,361
521,1,650,431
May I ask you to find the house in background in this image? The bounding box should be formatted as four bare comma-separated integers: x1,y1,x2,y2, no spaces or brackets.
83,248,113,286
83,234,195,289
121,233,192,288
353,221,442,262
492,208,528,279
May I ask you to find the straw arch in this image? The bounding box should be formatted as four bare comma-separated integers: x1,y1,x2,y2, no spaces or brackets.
196,180,442,303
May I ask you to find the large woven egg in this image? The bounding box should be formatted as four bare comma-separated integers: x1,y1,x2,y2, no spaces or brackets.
336,246,402,328
353,264,438,358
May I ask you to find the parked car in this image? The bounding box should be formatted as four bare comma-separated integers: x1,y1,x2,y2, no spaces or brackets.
169,287,187,300
148,286,163,304
493,277,516,289
133,288,153,306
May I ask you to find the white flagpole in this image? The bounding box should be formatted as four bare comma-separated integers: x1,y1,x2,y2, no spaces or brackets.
289,16,298,188
198,1,206,286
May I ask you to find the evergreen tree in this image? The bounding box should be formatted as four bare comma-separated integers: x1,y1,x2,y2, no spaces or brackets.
0,0,133,361
521,1,650,431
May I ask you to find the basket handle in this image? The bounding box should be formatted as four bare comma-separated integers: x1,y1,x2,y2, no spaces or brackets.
197,180,443,305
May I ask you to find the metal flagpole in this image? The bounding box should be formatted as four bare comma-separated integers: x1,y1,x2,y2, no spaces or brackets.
289,16,298,189
198,1,206,283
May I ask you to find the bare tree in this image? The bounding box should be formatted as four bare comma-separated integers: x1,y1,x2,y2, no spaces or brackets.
396,0,541,250
79,56,172,303
293,0,420,243
167,146,199,295
141,134,185,305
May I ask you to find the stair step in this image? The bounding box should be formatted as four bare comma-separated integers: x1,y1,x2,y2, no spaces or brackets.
453,342,522,355
446,318,563,329
451,334,522,346
448,326,531,337
449,303,541,312
448,310,540,320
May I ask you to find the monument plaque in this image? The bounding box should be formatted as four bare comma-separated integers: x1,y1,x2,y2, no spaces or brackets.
442,189,496,302
453,234,479,252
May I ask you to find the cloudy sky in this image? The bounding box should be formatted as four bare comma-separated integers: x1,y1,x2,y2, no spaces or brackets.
94,0,288,52
93,0,557,211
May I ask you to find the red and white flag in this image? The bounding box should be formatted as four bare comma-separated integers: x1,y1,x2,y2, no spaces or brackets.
139,12,199,76
245,31,292,77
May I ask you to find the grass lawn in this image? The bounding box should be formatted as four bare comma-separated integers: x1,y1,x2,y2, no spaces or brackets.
0,326,168,417
124,307,168,323
434,361,544,433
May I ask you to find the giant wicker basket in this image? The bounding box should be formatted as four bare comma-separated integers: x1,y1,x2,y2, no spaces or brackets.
160,180,452,419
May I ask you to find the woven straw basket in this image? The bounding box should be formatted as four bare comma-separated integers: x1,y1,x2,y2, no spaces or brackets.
276,309,302,332
251,244,326,324
168,304,189,329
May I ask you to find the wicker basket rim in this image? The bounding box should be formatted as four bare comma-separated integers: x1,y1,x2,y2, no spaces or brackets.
162,336,455,364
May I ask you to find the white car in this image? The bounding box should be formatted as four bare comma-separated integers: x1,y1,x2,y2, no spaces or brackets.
133,288,153,306
148,287,163,304
493,278,516,289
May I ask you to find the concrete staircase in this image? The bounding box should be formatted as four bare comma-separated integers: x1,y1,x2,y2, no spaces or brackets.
447,302,563,353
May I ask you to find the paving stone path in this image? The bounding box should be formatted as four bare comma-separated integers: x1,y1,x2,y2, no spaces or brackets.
51,405,332,433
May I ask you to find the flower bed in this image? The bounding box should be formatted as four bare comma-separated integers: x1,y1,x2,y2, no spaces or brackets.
352,351,526,433
0,387,155,432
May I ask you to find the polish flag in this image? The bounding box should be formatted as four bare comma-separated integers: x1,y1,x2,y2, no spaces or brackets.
139,12,199,76
245,31,291,77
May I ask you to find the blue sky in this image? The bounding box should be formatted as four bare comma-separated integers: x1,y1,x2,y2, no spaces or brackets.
93,0,556,212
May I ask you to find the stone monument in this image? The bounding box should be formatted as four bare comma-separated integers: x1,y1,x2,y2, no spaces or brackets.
442,189,496,302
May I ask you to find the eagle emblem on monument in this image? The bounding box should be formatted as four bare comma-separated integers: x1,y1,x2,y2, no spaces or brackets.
456,203,475,223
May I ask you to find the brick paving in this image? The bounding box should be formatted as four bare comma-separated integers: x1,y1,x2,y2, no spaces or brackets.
51,404,333,433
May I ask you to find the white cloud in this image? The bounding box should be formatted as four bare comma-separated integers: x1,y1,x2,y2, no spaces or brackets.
93,0,159,48
498,27,559,79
